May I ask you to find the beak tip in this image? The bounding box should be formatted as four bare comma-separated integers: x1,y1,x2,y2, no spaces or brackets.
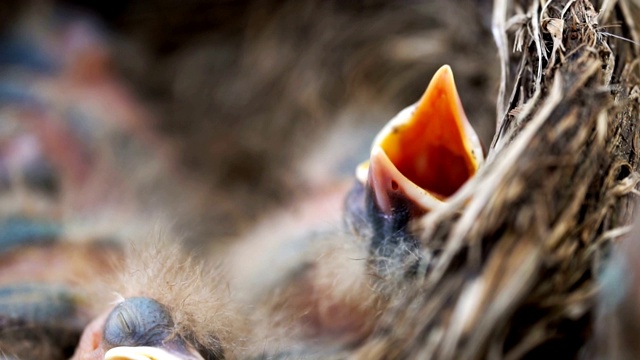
434,64,455,85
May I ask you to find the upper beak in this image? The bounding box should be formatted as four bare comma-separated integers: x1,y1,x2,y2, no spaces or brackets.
357,65,483,217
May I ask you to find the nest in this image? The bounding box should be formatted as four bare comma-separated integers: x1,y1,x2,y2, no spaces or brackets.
354,0,640,358
2,1,639,358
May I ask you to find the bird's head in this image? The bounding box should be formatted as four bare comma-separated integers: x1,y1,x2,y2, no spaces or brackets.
346,65,484,253
72,297,223,360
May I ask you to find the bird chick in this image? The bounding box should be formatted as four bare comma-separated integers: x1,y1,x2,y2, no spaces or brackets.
71,241,240,360
346,65,484,269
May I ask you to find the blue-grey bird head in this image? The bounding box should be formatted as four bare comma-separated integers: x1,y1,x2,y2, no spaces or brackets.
73,297,223,360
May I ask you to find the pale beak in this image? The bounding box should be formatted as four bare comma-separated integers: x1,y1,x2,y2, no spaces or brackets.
104,346,203,360
349,65,483,248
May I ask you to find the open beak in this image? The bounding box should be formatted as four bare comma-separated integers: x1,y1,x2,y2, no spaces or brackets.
345,65,484,249
354,65,483,238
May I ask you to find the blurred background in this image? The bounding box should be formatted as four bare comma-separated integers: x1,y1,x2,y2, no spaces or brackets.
0,0,499,246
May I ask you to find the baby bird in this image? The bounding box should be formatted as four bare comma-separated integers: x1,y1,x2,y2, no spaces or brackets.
346,65,483,266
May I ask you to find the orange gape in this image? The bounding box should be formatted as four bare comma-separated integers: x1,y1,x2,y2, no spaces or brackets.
355,65,484,216
378,66,478,199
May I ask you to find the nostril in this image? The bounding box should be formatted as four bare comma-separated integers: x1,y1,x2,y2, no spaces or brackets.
391,180,399,190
